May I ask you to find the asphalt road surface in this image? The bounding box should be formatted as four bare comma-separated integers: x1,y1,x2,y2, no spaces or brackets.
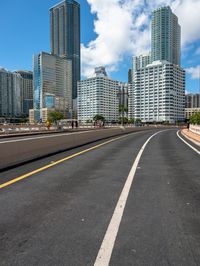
0,128,199,266
0,127,151,170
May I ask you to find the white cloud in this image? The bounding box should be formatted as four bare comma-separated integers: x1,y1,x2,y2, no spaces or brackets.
186,65,200,79
81,0,200,78
174,0,200,44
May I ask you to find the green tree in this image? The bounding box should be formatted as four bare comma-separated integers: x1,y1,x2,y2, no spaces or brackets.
93,114,105,122
19,117,29,123
128,118,135,124
189,112,200,125
119,105,128,113
119,105,128,125
48,111,64,123
119,117,128,124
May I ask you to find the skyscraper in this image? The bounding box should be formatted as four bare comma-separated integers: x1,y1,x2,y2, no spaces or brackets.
14,71,33,116
0,68,21,118
131,61,185,123
151,6,181,66
77,67,120,123
32,52,72,122
132,53,151,80
50,0,80,100
129,6,185,123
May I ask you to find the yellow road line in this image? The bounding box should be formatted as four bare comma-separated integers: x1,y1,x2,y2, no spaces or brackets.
0,133,135,189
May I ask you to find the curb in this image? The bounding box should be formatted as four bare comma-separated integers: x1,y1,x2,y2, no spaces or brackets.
181,129,200,147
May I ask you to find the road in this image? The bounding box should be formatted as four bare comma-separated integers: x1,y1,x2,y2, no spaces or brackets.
0,127,150,170
0,128,199,265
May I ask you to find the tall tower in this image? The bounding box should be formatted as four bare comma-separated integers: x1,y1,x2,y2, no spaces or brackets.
50,0,80,100
151,6,181,66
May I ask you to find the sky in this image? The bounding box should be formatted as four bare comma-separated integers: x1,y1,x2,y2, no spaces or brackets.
0,0,200,93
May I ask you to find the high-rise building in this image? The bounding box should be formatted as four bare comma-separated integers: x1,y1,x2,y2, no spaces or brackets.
185,93,200,108
14,71,33,116
132,53,151,82
130,54,151,120
185,93,200,120
132,54,151,75
128,69,132,84
129,6,185,123
32,52,72,122
0,68,23,119
131,60,185,123
77,67,120,123
118,83,129,120
151,6,181,66
50,0,80,100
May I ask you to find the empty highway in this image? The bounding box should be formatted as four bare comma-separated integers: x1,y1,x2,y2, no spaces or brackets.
0,128,200,265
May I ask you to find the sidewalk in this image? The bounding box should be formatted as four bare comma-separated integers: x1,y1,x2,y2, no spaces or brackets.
181,128,200,145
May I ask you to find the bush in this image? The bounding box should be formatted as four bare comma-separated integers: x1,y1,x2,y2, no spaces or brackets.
189,112,200,125
48,111,64,123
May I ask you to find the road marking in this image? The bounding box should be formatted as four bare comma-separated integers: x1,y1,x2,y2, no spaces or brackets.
0,130,149,190
94,130,166,266
0,128,118,144
177,130,200,155
180,130,200,147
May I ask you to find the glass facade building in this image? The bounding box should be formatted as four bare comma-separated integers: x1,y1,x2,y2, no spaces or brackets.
33,52,72,121
151,6,181,66
14,70,33,116
50,0,80,100
45,94,55,108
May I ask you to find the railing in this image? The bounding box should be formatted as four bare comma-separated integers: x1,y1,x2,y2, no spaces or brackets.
0,123,167,136
190,124,200,135
0,123,136,133
0,124,57,135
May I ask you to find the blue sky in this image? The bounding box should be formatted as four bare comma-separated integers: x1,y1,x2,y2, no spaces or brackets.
0,0,200,93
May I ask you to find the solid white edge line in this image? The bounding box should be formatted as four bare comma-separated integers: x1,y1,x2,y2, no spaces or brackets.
94,130,166,266
180,131,200,147
177,130,200,155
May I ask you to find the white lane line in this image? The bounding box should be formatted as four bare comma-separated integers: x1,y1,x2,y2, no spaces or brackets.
180,131,200,147
177,130,200,155
0,129,116,144
94,130,166,266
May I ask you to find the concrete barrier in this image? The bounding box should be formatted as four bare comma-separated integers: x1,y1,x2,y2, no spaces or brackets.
190,124,200,135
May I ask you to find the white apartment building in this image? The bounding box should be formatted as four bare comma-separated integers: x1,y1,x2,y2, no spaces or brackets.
132,53,151,79
129,60,185,123
185,108,200,120
77,67,120,123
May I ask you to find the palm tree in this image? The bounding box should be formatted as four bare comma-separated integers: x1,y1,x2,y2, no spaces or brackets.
119,105,128,125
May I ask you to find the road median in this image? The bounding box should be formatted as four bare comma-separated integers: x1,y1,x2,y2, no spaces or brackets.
0,127,154,171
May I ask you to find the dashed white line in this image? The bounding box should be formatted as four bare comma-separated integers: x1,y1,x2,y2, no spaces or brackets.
94,130,166,266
